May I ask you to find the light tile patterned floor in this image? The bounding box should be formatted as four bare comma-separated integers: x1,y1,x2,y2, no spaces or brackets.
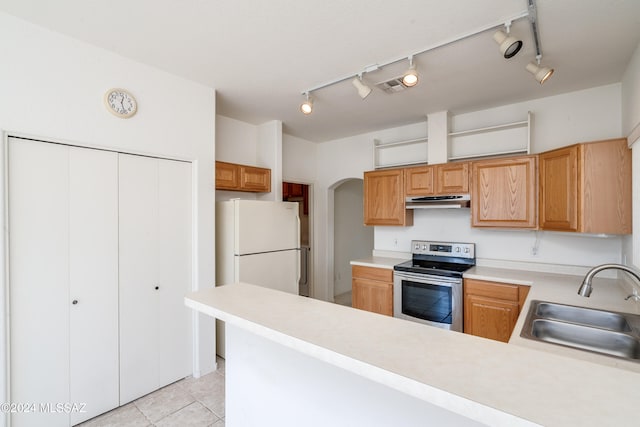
77,358,226,427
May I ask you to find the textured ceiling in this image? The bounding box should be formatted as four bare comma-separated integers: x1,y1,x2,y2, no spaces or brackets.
1,0,639,142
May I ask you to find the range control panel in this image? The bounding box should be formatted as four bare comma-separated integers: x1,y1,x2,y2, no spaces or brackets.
411,240,475,259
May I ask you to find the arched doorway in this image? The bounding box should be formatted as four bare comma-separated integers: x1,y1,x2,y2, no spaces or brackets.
332,178,373,306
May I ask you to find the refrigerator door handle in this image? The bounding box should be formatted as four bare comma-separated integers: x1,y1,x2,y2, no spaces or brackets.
296,249,302,288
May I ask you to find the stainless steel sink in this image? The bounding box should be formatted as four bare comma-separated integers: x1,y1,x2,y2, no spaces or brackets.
534,302,631,332
521,300,640,362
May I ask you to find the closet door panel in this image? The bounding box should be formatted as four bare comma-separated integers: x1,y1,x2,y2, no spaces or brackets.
69,147,119,424
157,159,193,386
118,154,160,404
8,138,70,427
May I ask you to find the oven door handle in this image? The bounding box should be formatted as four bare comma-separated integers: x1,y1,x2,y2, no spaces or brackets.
393,270,461,285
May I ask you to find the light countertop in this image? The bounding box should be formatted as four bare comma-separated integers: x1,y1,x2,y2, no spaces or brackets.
350,256,406,269
186,282,640,427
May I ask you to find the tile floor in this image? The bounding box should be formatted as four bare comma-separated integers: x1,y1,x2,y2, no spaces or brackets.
78,357,226,427
334,291,352,307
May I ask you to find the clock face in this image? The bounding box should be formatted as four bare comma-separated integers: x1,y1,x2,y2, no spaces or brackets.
105,89,137,118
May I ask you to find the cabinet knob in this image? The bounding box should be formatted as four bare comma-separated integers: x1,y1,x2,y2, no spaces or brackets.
72,300,78,305
155,286,159,290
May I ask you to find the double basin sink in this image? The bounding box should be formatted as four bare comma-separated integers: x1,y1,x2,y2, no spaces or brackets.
520,300,640,361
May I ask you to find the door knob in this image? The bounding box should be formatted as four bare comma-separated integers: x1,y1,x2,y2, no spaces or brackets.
155,286,159,290
72,300,78,305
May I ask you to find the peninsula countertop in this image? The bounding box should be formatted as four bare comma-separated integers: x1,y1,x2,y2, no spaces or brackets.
186,282,640,427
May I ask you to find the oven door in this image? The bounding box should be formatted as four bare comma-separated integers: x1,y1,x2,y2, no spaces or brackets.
393,270,463,332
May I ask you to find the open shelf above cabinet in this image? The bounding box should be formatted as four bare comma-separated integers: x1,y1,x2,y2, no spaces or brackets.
373,136,428,169
448,112,531,161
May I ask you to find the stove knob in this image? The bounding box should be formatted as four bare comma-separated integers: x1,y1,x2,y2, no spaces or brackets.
455,247,460,252
464,248,470,253
422,244,428,251
414,243,420,250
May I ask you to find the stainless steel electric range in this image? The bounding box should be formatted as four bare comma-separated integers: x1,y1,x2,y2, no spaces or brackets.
393,240,475,332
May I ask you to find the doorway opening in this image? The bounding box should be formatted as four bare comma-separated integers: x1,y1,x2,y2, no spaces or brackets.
332,178,373,306
283,182,312,297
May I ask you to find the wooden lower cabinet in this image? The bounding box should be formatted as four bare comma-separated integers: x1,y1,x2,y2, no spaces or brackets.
464,278,530,343
351,265,393,316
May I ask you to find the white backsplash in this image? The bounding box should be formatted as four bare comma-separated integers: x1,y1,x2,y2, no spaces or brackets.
375,208,624,269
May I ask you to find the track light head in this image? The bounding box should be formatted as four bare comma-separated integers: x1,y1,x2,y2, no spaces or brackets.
493,29,523,59
402,57,419,87
526,61,554,84
351,75,372,99
300,93,313,114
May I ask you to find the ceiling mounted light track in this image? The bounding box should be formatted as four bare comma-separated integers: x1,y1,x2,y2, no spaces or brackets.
298,1,554,114
401,56,419,87
300,92,313,115
526,0,554,84
493,21,523,59
351,74,372,99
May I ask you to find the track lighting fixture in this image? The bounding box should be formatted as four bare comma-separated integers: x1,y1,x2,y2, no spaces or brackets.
526,57,554,84
526,1,554,84
351,74,372,99
298,7,554,110
300,92,313,115
493,22,522,59
402,56,419,87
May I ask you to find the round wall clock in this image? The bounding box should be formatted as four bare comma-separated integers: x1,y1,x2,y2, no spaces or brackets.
104,88,137,118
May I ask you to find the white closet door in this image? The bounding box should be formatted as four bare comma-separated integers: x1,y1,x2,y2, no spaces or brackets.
68,147,119,425
9,139,70,427
118,153,160,404
157,159,193,387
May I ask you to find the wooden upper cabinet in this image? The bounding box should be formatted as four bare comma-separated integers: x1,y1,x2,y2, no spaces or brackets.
215,160,240,190
404,162,469,196
436,162,469,194
364,168,413,226
215,161,271,193
471,155,537,228
405,165,435,196
538,146,578,231
240,165,271,192
539,138,631,234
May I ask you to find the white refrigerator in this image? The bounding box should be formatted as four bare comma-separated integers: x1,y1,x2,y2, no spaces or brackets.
216,199,301,356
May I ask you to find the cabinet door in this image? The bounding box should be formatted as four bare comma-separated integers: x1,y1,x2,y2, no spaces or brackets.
404,165,434,196
215,161,239,190
9,139,119,426
581,139,632,234
436,162,469,194
9,139,70,427
119,154,161,404
119,154,192,404
352,278,393,316
241,165,271,192
69,147,119,425
538,146,579,231
471,156,537,228
157,159,194,387
464,294,519,343
363,169,412,226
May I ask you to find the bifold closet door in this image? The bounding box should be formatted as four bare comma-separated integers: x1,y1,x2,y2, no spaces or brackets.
118,153,193,405
8,138,119,427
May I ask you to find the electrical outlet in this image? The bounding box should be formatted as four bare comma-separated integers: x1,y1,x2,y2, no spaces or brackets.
394,238,398,247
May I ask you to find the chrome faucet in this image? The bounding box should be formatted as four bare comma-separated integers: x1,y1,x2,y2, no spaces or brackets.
578,263,640,297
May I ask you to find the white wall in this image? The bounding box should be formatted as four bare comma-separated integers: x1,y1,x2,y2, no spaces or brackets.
333,179,373,297
622,42,640,137
0,11,217,414
621,41,640,268
310,84,625,301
